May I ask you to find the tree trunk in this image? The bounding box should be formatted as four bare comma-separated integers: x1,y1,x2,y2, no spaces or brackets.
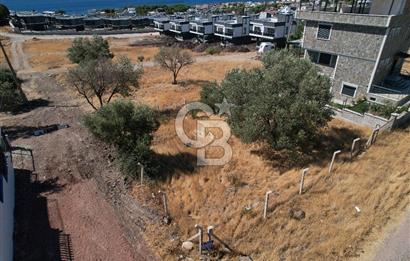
172,72,177,85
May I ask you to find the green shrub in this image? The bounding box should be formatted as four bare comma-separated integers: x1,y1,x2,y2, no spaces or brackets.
369,103,397,118
200,82,224,112
117,137,159,179
67,35,113,64
205,46,221,55
83,99,159,178
0,4,9,20
350,100,369,114
0,67,25,112
201,50,333,150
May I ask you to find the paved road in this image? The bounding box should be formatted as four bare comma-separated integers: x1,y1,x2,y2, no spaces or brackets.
1,31,160,41
372,210,410,261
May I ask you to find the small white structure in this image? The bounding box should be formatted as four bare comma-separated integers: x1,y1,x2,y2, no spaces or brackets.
0,133,15,261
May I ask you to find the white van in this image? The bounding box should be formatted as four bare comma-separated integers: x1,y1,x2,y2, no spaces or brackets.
257,42,275,54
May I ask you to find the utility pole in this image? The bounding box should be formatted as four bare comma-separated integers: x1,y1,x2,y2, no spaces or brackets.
0,39,26,102
0,40,17,83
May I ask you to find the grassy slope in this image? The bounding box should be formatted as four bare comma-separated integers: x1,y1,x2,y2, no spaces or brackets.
138,118,409,260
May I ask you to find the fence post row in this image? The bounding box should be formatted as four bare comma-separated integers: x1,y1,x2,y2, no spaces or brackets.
350,138,361,160
263,191,273,219
299,168,309,195
329,150,341,174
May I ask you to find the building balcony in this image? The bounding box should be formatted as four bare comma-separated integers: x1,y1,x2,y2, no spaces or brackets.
215,30,234,38
369,75,410,105
154,24,165,31
249,29,275,39
190,26,205,34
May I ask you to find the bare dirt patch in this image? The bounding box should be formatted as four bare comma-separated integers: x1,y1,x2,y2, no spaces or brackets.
2,72,158,260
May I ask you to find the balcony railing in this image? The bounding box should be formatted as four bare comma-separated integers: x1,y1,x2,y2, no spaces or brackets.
299,0,372,14
249,29,275,37
190,26,205,33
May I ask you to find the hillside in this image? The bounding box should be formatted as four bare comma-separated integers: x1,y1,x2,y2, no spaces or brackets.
137,117,409,260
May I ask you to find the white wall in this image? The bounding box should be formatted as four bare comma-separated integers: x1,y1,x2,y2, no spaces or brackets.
0,153,15,261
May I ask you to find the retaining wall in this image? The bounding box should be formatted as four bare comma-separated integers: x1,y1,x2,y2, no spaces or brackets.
329,105,410,131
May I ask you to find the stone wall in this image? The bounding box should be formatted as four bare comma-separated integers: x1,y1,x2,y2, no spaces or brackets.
303,21,385,60
332,56,376,104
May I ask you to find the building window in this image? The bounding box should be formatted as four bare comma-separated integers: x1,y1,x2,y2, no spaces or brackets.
308,50,337,68
341,83,357,97
266,27,275,36
317,24,332,40
318,53,332,66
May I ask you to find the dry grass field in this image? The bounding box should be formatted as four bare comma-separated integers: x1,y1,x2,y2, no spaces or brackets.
0,37,12,66
135,115,409,260
20,37,203,71
4,34,409,260
136,59,260,109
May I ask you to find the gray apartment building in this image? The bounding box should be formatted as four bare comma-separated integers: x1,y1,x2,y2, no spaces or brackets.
296,0,410,106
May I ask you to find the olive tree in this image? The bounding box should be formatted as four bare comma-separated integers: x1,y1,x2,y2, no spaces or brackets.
0,67,26,112
201,50,333,150
67,56,142,110
67,35,113,64
83,99,159,178
154,46,194,84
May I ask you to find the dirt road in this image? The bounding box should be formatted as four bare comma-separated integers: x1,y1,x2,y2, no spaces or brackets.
371,210,410,261
2,36,159,260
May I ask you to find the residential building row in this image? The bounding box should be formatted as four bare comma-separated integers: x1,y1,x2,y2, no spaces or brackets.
10,12,152,31
154,7,296,44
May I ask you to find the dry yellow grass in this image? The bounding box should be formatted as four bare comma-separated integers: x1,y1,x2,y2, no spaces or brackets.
135,115,409,260
21,38,160,70
135,60,261,109
402,58,410,74
0,37,13,66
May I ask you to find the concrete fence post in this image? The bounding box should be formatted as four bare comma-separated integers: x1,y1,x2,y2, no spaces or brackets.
195,224,203,255
137,162,144,186
158,190,169,217
263,191,272,219
350,138,361,159
299,168,309,195
367,126,380,148
329,150,341,174
372,127,380,144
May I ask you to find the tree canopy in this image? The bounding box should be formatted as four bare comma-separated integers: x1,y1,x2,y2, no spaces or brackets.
83,99,159,178
67,35,113,64
0,4,9,20
0,67,26,112
201,50,333,150
154,47,194,84
67,56,142,110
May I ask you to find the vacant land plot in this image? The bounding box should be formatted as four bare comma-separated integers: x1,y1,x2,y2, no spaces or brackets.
136,115,409,260
4,34,408,261
136,59,260,109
